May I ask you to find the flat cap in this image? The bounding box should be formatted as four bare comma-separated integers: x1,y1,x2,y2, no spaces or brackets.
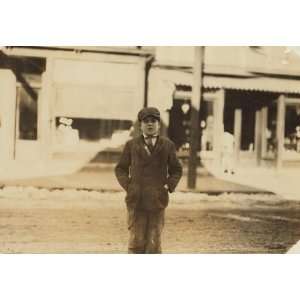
138,107,160,122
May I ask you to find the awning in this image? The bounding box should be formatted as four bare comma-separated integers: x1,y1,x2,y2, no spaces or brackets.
55,86,137,120
150,68,300,94
204,76,300,94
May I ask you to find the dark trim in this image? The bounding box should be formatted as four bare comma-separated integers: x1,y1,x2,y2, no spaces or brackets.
8,46,153,57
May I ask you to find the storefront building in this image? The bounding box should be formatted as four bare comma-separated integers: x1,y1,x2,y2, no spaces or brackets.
1,46,300,169
148,46,300,169
0,46,153,162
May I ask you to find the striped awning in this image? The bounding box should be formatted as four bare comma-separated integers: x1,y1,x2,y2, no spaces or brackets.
151,68,300,94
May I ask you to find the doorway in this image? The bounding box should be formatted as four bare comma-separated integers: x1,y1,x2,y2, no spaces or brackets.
15,84,40,160
283,100,300,160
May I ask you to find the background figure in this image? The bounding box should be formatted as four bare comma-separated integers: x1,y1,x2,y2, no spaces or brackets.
200,115,214,151
57,117,79,146
221,131,235,174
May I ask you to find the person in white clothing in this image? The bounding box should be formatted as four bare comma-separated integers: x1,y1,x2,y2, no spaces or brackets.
221,131,235,174
57,117,79,146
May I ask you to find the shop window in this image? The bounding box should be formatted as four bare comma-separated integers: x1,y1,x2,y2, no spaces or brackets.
55,117,133,143
263,101,300,160
284,104,300,158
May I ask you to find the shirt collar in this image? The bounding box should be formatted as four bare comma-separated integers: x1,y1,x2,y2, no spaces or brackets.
143,133,158,139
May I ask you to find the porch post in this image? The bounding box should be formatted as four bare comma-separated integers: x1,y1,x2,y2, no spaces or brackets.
213,88,225,169
261,106,268,158
276,95,285,170
187,46,204,189
38,57,55,160
0,70,17,161
234,108,242,165
255,109,263,165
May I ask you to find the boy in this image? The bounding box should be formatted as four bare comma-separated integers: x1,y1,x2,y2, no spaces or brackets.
115,107,182,253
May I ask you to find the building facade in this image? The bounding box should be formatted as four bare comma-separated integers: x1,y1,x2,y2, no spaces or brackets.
1,46,300,169
0,46,153,162
148,46,300,169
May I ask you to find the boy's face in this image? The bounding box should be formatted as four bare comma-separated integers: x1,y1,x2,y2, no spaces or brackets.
140,116,160,136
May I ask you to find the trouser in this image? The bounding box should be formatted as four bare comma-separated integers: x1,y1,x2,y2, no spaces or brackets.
127,208,165,254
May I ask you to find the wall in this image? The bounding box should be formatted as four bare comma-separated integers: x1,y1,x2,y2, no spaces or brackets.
0,70,17,160
155,46,300,76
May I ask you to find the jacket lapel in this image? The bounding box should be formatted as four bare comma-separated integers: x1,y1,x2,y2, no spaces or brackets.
152,136,164,157
136,135,152,161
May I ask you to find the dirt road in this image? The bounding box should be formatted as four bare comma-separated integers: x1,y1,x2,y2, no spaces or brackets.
1,187,300,253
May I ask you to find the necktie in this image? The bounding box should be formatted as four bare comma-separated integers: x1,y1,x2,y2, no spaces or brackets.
145,136,155,153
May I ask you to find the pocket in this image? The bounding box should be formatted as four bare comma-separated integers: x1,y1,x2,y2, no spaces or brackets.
125,184,139,207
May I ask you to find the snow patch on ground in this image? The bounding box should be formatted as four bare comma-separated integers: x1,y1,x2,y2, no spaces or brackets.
209,212,265,223
0,186,282,204
170,191,282,204
287,240,300,253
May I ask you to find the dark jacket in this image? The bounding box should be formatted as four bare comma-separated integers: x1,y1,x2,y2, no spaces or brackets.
115,135,182,210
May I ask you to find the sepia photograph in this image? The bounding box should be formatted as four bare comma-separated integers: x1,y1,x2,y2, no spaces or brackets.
2,0,300,298
1,46,300,254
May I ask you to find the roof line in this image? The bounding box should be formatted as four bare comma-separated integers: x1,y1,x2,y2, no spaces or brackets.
13,46,153,57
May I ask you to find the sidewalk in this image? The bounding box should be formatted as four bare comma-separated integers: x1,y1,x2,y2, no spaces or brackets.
204,165,300,200
0,159,264,194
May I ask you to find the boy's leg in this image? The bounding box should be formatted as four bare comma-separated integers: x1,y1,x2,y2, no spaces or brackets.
127,209,148,254
145,209,165,254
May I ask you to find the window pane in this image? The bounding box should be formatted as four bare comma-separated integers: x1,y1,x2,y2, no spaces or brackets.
18,86,39,140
